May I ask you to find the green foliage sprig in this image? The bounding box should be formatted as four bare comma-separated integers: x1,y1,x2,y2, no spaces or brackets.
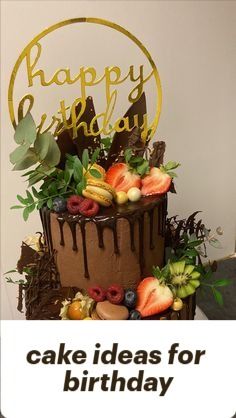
165,212,231,305
124,148,150,176
11,148,102,220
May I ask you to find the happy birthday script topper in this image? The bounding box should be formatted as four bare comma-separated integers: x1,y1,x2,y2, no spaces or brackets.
8,18,162,141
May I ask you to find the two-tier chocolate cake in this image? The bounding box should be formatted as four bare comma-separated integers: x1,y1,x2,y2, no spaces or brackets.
13,93,197,320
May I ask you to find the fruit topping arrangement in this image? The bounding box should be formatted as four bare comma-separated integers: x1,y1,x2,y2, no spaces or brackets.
59,259,201,320
11,113,179,220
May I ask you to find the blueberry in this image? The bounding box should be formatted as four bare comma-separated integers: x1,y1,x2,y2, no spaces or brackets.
52,197,67,213
129,310,142,320
124,289,137,309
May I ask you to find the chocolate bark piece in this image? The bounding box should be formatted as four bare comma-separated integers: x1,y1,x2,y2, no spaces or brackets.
17,242,40,274
29,287,79,320
56,126,78,170
127,126,146,157
96,300,129,320
56,96,104,169
73,96,105,165
105,92,147,169
149,141,166,167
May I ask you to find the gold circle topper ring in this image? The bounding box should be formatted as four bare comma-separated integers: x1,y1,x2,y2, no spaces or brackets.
8,17,162,140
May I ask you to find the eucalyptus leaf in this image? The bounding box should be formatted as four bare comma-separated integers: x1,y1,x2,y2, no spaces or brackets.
14,113,37,145
10,143,30,164
34,133,50,160
13,149,38,171
42,134,61,167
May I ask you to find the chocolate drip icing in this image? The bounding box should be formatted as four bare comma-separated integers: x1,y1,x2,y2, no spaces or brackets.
57,219,65,246
96,223,105,248
138,214,145,275
112,220,119,255
68,222,78,251
40,207,53,253
79,222,89,278
128,219,135,251
148,209,155,249
41,195,167,280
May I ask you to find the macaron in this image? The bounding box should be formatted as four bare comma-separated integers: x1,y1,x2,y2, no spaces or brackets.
96,301,129,320
82,179,116,207
91,309,102,320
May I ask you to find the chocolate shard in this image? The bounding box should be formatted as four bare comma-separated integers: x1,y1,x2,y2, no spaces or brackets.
127,126,146,156
105,92,147,169
73,96,105,165
149,141,166,167
56,96,105,168
17,242,40,274
56,126,78,170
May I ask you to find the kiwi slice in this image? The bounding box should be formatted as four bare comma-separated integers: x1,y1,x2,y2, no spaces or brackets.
169,261,200,298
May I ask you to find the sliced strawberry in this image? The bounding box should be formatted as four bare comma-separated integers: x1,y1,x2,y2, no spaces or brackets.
141,161,180,196
105,163,141,193
141,167,171,196
136,277,173,317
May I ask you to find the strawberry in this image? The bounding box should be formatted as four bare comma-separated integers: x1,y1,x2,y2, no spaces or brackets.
105,163,141,193
136,277,173,317
141,161,180,196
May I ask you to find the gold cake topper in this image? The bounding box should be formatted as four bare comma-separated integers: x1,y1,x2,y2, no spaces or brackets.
8,17,162,141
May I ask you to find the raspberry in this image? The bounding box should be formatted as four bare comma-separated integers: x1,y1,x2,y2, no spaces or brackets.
79,198,99,217
106,284,124,305
88,286,106,302
67,195,84,215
